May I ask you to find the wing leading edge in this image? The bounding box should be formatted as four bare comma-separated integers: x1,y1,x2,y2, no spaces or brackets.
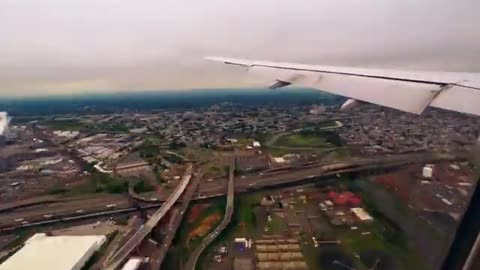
205,56,480,116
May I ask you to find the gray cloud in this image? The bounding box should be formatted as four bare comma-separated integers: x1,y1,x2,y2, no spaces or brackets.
1,0,480,96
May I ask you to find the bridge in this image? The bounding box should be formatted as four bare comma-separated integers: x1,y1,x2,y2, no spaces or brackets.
185,161,235,270
103,163,193,270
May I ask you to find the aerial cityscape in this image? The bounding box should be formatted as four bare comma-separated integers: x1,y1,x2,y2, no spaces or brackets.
1,0,480,269
0,90,478,270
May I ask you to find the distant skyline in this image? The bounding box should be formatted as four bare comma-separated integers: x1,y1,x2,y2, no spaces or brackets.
1,0,480,97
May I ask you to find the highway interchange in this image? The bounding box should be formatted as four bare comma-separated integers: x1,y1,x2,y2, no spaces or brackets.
0,152,459,233
103,164,194,270
148,164,209,270
185,161,236,270
0,151,465,270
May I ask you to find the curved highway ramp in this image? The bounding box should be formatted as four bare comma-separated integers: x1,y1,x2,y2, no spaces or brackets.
185,163,235,270
103,164,193,270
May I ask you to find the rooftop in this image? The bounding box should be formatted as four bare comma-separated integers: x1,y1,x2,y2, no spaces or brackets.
0,233,106,270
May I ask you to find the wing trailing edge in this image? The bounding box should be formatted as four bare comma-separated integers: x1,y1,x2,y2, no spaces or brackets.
205,56,480,116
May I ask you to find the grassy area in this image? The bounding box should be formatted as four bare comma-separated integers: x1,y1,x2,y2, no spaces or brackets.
91,173,128,194
300,234,322,270
139,140,160,160
336,224,426,270
141,135,166,145
237,193,263,235
192,193,264,270
326,148,351,160
344,180,429,269
59,173,129,196
232,137,253,148
178,147,214,161
205,165,227,179
359,180,444,240
264,213,286,234
132,180,155,193
300,120,337,129
275,133,331,148
175,199,226,255
41,119,87,130
39,118,131,134
102,123,129,133
266,147,300,156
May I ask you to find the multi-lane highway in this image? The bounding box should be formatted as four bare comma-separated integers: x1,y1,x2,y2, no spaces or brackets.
149,164,208,269
103,163,193,270
185,161,235,270
0,152,461,232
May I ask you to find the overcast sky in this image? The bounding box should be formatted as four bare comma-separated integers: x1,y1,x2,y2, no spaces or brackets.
1,0,479,97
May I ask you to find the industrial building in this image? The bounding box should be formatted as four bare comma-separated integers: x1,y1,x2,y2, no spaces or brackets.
0,233,106,270
0,112,10,145
254,237,308,270
120,257,144,270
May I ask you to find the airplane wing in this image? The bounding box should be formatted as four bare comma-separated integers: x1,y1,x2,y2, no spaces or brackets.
205,56,480,116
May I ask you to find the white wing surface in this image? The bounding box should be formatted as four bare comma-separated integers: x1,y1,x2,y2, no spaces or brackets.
205,56,480,116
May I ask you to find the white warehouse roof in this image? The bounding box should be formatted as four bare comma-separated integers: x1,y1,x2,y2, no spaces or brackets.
121,258,143,270
0,233,106,270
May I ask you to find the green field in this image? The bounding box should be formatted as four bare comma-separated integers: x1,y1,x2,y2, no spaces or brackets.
204,165,227,179
41,119,87,130
141,135,167,145
192,193,264,270
264,213,286,234
132,180,155,193
337,180,429,270
40,118,130,133
276,133,331,148
51,173,129,196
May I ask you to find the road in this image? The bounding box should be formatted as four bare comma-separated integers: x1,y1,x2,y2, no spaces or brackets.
103,163,193,270
148,164,208,270
0,194,133,225
0,152,461,231
0,162,402,232
185,161,235,270
196,152,445,196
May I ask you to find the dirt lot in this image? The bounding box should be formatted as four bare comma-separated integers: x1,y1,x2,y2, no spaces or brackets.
187,203,210,224
188,213,221,239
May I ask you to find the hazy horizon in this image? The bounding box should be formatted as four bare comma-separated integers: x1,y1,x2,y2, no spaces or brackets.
1,0,480,97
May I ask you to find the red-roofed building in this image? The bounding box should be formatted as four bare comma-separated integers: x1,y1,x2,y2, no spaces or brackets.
348,196,362,206
328,191,338,200
333,194,349,206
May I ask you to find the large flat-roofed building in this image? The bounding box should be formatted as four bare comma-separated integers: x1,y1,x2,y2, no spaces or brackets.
120,258,144,270
0,233,106,270
0,112,9,145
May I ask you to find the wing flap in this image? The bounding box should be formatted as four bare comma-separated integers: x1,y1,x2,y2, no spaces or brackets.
249,66,442,114
313,72,442,114
430,85,480,116
205,56,480,116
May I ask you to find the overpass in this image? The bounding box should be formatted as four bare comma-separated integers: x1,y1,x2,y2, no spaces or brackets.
185,161,235,270
103,163,193,270
0,152,463,232
148,164,209,270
